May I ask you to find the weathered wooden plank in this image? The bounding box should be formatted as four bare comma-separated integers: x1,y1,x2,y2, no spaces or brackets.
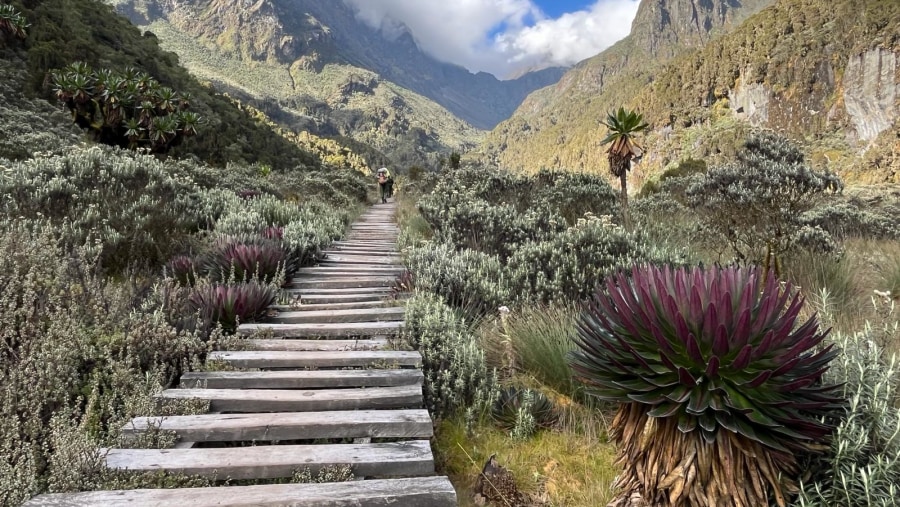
237,320,403,338
290,277,397,289
295,266,404,275
158,385,423,412
122,409,433,442
298,293,388,304
23,476,458,507
320,256,401,265
101,440,434,480
207,349,420,369
234,338,390,352
332,241,398,247
270,301,390,312
179,369,423,389
324,249,398,256
271,307,404,324
286,287,394,296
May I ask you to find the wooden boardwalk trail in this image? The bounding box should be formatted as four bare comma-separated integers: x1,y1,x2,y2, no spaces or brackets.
26,202,459,506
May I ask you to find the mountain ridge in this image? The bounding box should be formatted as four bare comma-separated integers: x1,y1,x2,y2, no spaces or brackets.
480,0,899,185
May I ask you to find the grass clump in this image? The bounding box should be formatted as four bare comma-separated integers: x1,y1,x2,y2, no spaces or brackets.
434,416,618,506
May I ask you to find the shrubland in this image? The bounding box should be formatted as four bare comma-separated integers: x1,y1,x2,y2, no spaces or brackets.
397,130,900,506
0,143,369,504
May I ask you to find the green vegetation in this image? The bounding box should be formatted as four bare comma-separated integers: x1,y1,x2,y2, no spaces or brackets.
0,3,27,41
601,107,649,230
483,0,900,184
4,0,324,169
397,129,899,506
686,132,842,277
573,265,840,506
50,62,200,152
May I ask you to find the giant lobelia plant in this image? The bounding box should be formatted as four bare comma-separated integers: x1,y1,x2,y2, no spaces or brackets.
570,265,842,507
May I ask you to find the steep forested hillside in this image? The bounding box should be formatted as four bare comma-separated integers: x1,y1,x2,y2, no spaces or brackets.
2,0,367,171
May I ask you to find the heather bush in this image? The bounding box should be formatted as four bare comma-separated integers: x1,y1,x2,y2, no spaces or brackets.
247,194,305,226
0,146,204,271
531,170,620,226
507,214,683,303
800,201,899,240
419,190,563,259
405,242,510,320
794,324,900,506
686,132,842,274
0,221,210,504
214,209,269,237
402,293,496,422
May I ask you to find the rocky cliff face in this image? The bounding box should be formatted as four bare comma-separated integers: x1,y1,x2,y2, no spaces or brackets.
480,0,900,184
480,0,774,173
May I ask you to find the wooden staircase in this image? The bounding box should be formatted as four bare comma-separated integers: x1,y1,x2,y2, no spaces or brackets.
25,202,458,506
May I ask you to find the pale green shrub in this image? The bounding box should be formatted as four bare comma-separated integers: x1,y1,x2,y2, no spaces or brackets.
215,209,268,237
0,145,204,271
405,242,510,320
794,323,900,506
403,293,496,422
507,215,683,303
0,221,210,504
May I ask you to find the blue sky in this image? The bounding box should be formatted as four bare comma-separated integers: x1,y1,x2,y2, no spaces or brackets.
343,0,641,78
534,0,597,18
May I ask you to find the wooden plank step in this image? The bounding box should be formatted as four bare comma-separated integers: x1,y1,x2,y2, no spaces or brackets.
290,277,397,289
271,307,404,324
235,338,390,351
299,293,388,304
23,476,458,507
123,409,433,442
158,385,423,412
286,287,394,296
296,266,404,274
271,301,391,312
333,241,398,246
180,369,423,389
101,440,434,480
326,248,398,256
342,237,397,242
207,349,419,369
320,255,402,265
237,321,403,338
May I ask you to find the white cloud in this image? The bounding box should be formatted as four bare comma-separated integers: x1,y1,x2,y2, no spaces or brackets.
341,0,640,78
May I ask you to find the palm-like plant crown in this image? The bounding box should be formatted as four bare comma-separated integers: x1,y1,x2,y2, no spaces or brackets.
601,108,649,178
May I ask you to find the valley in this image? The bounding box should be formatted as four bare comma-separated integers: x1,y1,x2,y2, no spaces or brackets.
1,0,898,506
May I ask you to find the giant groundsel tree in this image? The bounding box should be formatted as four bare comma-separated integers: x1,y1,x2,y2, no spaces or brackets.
601,107,648,230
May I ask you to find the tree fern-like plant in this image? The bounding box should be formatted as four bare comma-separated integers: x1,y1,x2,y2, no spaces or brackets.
49,63,201,153
0,4,28,41
571,265,842,507
600,108,648,231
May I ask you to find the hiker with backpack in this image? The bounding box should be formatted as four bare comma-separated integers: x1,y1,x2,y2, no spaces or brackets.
376,167,394,204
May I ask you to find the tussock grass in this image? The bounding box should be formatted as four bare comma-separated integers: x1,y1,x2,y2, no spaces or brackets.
484,305,582,401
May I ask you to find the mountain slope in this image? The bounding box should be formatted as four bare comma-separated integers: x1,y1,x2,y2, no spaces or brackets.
481,0,900,184
480,0,773,173
110,0,565,168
